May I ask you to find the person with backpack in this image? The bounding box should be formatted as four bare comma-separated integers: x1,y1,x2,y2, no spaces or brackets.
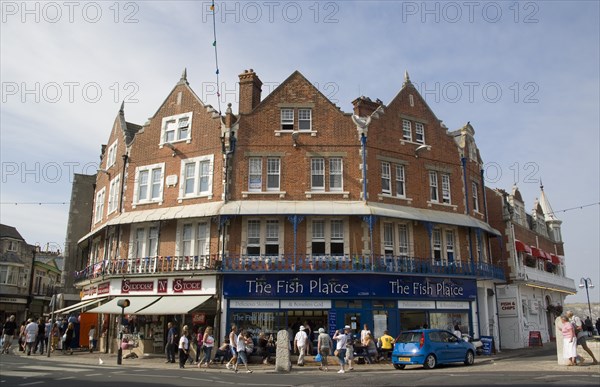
566,310,598,365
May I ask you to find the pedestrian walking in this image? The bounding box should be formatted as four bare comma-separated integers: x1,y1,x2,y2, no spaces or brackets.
333,326,350,373
561,315,577,366
165,322,177,363
178,325,190,368
344,326,355,371
294,325,308,366
233,329,252,373
316,327,332,371
64,322,74,355
566,310,599,365
24,319,38,356
88,325,97,353
1,315,17,354
35,318,46,354
50,322,59,352
225,325,238,370
198,326,215,367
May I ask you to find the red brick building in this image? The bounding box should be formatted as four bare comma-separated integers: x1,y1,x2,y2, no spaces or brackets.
72,69,505,353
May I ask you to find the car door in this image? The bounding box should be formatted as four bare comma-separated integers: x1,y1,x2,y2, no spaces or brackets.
439,331,463,361
427,331,449,362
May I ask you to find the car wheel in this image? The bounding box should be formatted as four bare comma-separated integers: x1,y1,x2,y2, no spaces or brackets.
423,354,437,369
393,364,406,370
464,350,475,366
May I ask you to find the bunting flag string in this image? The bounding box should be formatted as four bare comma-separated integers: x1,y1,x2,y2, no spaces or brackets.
210,0,222,114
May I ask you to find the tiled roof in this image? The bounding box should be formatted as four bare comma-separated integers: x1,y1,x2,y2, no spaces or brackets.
0,224,25,241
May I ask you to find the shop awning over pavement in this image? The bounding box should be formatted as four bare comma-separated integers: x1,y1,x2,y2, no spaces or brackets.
52,297,108,316
87,296,160,314
135,296,212,315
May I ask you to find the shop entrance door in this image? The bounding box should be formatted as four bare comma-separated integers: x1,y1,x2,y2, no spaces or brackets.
400,310,427,330
343,312,361,337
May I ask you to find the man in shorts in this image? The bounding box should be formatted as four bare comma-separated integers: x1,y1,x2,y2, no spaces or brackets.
1,315,17,354
567,310,599,365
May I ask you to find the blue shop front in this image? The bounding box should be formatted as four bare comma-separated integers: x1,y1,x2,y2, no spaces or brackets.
222,273,477,340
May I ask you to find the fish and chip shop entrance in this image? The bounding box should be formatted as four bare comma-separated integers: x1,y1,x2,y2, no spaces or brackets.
222,274,477,340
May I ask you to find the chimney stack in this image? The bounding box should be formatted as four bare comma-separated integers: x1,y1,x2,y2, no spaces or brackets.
351,96,382,117
238,69,262,114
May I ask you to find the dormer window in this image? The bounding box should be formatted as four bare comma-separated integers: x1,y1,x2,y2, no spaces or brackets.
106,140,117,168
161,112,192,144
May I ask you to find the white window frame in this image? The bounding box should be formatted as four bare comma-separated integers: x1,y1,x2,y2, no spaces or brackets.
431,227,459,264
381,162,391,195
445,230,455,262
106,140,118,168
432,229,443,263
160,112,193,145
129,224,159,258
329,158,343,191
311,158,325,191
298,108,312,131
309,218,347,256
415,122,425,144
383,222,394,256
265,220,280,256
107,174,121,215
178,155,213,200
94,187,106,223
0,264,21,286
177,221,210,257
266,158,280,191
248,158,262,192
280,108,294,130
472,182,479,212
441,174,451,204
398,224,409,258
402,120,412,141
7,240,18,251
429,171,439,202
243,218,282,256
395,164,406,198
134,163,165,205
246,220,261,255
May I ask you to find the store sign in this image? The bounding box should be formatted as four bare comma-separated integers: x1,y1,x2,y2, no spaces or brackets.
230,300,279,309
281,300,332,309
398,300,435,309
97,282,110,295
192,313,206,324
173,278,203,293
121,279,154,293
436,301,469,310
223,274,476,299
0,297,27,304
498,299,518,316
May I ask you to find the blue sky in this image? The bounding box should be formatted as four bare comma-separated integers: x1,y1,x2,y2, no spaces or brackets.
1,1,598,302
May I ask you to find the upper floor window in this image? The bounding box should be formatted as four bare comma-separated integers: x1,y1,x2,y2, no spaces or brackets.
245,219,280,256
472,182,479,212
106,140,118,168
161,112,192,144
180,222,210,257
280,108,294,130
134,163,164,205
311,219,345,255
7,240,18,251
298,109,312,131
432,228,457,264
383,222,394,256
130,225,159,258
415,123,425,144
247,157,281,192
329,158,343,191
180,156,213,199
107,174,121,214
395,165,406,198
310,157,344,192
381,222,412,258
429,171,451,204
429,171,439,202
381,162,391,195
402,120,412,141
382,162,407,198
311,158,325,191
94,188,105,223
0,265,19,286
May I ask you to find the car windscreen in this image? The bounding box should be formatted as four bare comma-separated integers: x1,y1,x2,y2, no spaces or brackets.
396,332,422,343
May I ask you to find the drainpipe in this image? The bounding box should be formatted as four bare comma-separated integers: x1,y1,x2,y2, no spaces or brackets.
118,154,128,213
361,133,367,202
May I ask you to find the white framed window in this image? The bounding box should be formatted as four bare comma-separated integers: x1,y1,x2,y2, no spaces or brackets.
381,162,391,195
179,156,213,199
106,140,118,168
329,158,343,191
246,220,261,255
383,223,394,256
134,163,165,205
0,265,20,286
298,108,312,131
249,158,262,191
402,120,412,141
311,158,325,191
130,225,159,258
161,112,192,144
179,221,210,257
265,220,279,255
432,229,442,262
429,171,438,202
310,219,346,256
267,158,280,191
94,188,105,223
445,230,455,262
244,219,281,256
415,123,425,144
398,224,409,257
395,165,405,197
7,240,18,251
107,174,121,214
472,182,479,212
280,108,294,130
441,174,451,204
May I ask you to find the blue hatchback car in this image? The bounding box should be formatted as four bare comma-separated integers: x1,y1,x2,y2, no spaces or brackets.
391,329,475,369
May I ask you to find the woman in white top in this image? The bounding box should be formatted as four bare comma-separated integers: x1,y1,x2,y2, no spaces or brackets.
333,326,349,373
198,327,215,368
178,326,189,369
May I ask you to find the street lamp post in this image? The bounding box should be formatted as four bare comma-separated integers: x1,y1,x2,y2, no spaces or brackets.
116,299,130,365
579,278,595,321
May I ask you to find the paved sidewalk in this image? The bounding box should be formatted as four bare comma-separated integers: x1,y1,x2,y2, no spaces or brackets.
4,340,599,374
